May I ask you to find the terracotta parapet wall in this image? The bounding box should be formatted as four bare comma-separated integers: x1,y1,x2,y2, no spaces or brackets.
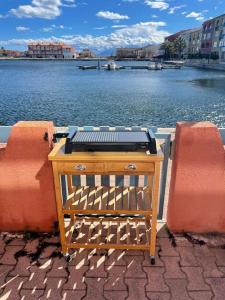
0,121,57,232
167,121,225,233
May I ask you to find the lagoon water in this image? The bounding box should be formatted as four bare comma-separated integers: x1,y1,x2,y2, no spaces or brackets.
0,60,225,127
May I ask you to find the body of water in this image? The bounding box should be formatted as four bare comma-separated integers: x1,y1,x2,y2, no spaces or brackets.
0,60,225,127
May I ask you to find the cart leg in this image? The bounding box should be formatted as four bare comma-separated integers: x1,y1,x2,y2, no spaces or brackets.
149,162,160,264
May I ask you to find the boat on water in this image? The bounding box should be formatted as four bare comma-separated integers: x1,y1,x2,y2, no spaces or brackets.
104,61,122,70
79,65,97,70
148,62,162,70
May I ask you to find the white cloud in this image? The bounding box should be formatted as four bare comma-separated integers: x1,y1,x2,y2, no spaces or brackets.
0,21,169,51
169,5,186,14
186,11,204,21
96,10,129,20
16,26,30,31
144,0,169,10
43,24,71,32
111,25,128,28
122,0,139,2
10,0,75,19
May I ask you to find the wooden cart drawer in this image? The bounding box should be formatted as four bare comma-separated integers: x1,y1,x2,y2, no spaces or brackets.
106,162,154,173
57,162,104,174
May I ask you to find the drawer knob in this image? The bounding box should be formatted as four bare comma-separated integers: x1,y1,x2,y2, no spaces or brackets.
127,163,136,170
74,164,86,171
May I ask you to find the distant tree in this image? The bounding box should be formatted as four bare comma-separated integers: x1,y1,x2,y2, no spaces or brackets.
160,41,175,60
174,37,186,59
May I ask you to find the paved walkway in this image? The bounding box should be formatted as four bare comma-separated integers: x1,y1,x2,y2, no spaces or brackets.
0,226,225,300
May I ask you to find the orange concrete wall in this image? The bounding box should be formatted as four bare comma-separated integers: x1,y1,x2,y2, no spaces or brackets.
0,121,57,232
167,122,225,233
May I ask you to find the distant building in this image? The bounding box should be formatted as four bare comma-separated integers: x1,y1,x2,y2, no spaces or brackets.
188,28,202,55
0,48,23,58
28,42,76,59
116,45,160,59
201,19,215,55
213,14,225,62
165,30,192,42
78,49,96,58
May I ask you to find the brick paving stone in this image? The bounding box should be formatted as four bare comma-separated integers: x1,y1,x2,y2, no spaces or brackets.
177,247,199,266
188,291,213,300
197,256,224,278
166,279,192,300
1,276,27,300
86,255,107,278
146,292,171,300
23,259,52,289
0,245,24,265
124,255,146,278
104,290,128,300
193,245,213,257
157,225,170,238
83,277,106,300
142,247,164,267
9,256,31,277
158,238,178,257
125,278,148,300
161,257,186,279
0,238,5,255
175,236,193,247
218,267,225,275
211,248,225,266
8,238,26,246
144,267,169,292
39,277,66,300
24,239,39,254
104,265,127,291
206,278,225,300
43,236,60,244
182,267,210,291
105,249,126,266
124,250,145,256
21,288,45,299
0,265,14,287
47,257,68,278
62,290,86,300
69,249,90,267
63,265,88,290
39,245,58,259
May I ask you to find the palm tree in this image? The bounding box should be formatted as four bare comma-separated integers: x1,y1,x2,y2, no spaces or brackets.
160,41,175,60
174,37,186,60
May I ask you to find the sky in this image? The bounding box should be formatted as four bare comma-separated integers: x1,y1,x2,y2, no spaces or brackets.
0,0,225,53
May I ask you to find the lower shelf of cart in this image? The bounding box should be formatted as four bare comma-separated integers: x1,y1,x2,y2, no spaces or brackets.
65,217,152,249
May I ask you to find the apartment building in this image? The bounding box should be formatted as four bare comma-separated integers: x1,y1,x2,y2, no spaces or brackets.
213,14,225,62
28,42,76,59
78,49,96,58
201,19,215,55
188,28,202,55
116,45,160,59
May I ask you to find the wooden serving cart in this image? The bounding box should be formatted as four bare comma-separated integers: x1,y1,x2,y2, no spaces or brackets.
49,139,163,264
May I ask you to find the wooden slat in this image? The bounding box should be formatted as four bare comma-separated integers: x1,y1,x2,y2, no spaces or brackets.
126,219,131,245
122,187,129,210
107,187,115,210
137,187,144,211
93,186,102,210
86,187,96,210
101,186,109,210
78,186,90,210
115,187,123,210
129,187,137,210
135,220,140,245
69,187,83,210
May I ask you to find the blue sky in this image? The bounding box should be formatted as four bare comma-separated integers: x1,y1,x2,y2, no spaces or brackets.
0,0,225,52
